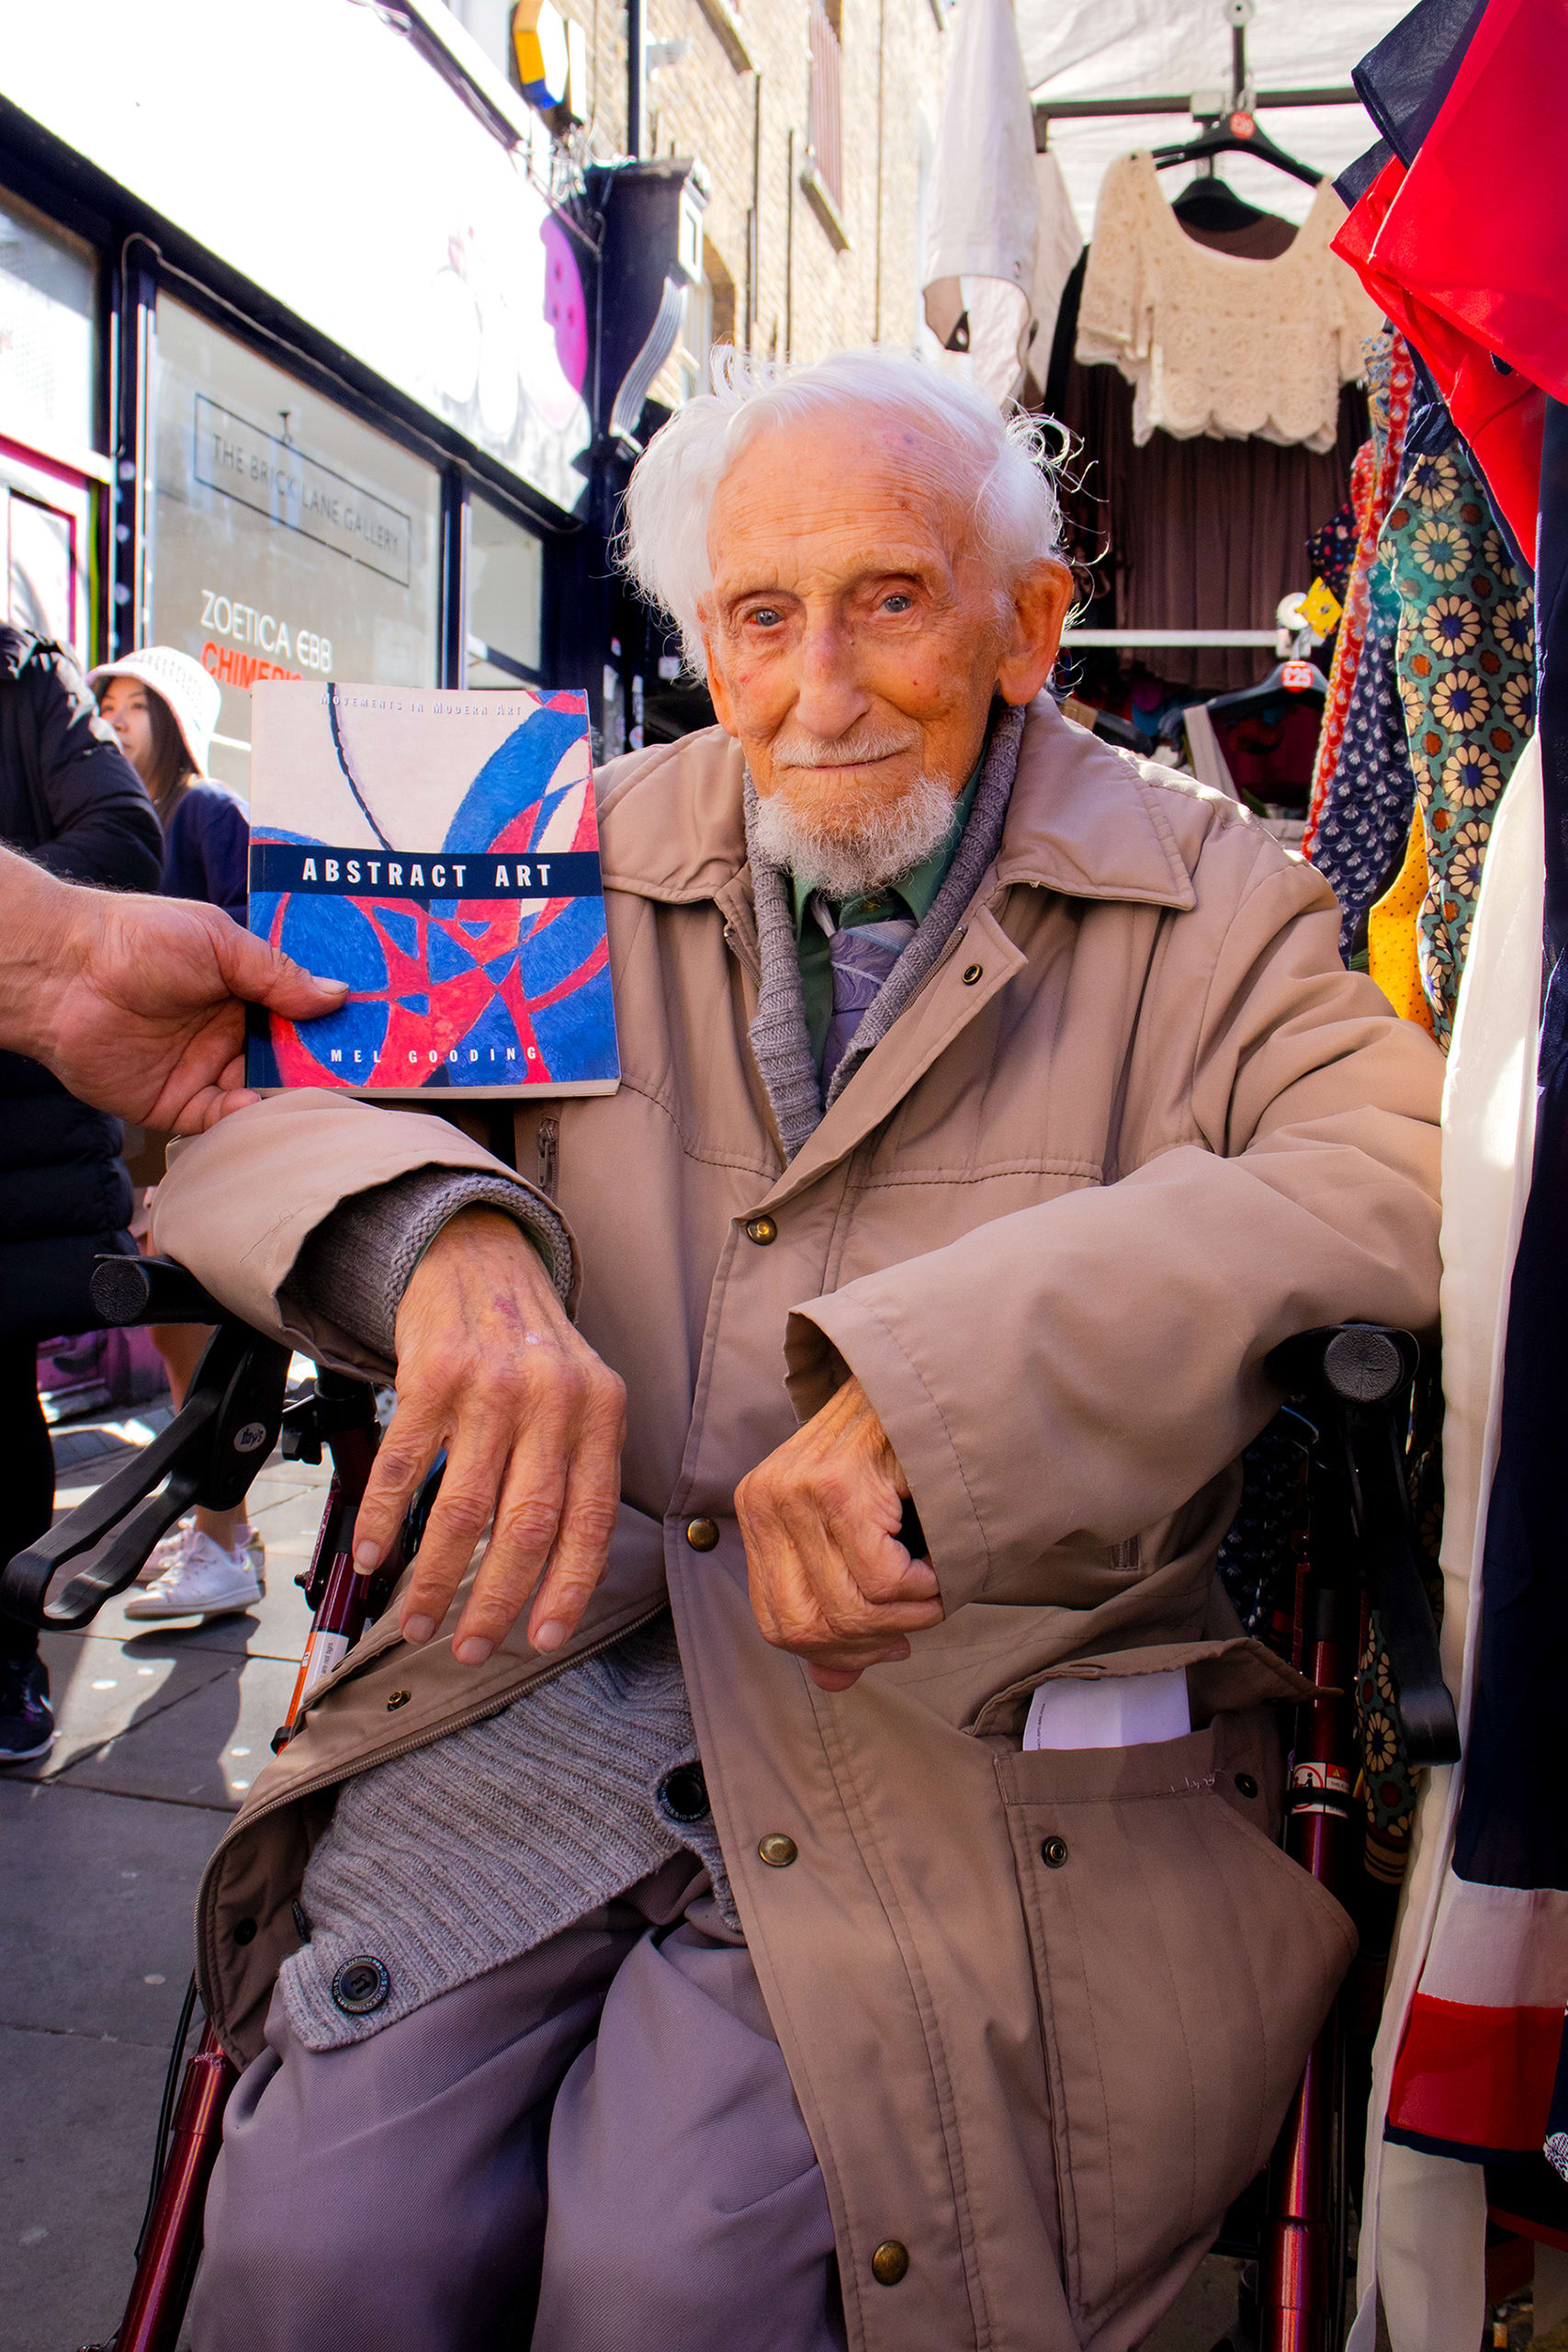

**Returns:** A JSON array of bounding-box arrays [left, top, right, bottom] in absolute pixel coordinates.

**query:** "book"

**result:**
[[245, 681, 618, 1097]]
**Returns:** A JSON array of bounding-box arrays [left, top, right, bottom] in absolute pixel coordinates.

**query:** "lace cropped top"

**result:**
[[1076, 151, 1384, 452]]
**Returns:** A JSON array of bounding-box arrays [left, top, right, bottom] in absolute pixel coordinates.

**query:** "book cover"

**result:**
[[246, 681, 618, 1096]]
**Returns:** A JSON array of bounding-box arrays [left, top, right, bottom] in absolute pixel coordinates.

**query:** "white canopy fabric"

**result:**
[[1018, 0, 1412, 235], [922, 0, 1412, 406]]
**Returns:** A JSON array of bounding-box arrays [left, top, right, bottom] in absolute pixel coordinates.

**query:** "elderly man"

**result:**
[[152, 350, 1442, 2352]]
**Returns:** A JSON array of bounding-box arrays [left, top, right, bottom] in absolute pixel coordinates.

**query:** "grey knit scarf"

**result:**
[[743, 703, 1024, 1160]]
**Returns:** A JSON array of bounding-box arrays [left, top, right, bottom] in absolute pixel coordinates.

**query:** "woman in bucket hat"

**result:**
[[90, 647, 265, 1622], [90, 648, 246, 916]]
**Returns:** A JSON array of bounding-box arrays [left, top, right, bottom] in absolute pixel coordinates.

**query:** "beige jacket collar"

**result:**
[[595, 695, 1198, 917]]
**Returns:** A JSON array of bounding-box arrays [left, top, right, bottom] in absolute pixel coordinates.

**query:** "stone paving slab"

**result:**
[[0, 2023, 184, 2352], [0, 1781, 222, 2041], [12, 1634, 235, 1785], [47, 1653, 302, 1811], [1, 1781, 210, 2343]]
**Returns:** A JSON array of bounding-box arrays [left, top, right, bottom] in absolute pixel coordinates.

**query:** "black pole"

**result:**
[[626, 0, 644, 158]]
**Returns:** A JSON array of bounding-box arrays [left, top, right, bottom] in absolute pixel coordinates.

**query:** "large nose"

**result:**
[[791, 609, 871, 745]]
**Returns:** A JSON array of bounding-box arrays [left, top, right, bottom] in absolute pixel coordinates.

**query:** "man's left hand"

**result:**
[[736, 1377, 945, 1690]]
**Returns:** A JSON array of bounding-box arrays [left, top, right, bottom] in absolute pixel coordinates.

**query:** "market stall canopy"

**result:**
[[924, 0, 1413, 403], [1021, 0, 1410, 235]]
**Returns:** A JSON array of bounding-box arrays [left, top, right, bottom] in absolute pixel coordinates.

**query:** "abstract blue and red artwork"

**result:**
[[246, 682, 618, 1095]]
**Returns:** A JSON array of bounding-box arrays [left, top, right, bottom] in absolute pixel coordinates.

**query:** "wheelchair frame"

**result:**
[[0, 1261, 1458, 2352]]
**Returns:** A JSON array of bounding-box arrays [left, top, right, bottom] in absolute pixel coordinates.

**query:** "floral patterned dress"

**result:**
[[1382, 442, 1537, 1046]]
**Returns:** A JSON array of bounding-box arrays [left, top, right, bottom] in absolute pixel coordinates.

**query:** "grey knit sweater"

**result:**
[[282, 713, 1022, 2047]]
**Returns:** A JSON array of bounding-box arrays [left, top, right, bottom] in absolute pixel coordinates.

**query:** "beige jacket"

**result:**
[[154, 698, 1444, 2352]]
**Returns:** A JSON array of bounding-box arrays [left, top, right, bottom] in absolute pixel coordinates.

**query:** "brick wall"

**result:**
[[558, 0, 952, 369]]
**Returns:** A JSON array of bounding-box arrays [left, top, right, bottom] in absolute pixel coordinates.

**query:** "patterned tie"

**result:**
[[813, 895, 916, 1094]]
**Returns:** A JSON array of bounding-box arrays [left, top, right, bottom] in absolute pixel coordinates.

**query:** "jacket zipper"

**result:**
[[536, 1114, 559, 1200], [221, 1600, 672, 1839]]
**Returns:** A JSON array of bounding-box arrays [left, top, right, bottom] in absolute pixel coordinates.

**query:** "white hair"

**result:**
[[619, 346, 1065, 674]]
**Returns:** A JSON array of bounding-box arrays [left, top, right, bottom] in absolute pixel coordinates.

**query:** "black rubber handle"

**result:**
[[1269, 1323, 1459, 1770], [91, 1253, 227, 1329]]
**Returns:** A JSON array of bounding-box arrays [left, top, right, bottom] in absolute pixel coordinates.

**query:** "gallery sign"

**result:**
[[194, 398, 412, 586]]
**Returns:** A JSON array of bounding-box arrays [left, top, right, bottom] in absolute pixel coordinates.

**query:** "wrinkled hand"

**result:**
[[352, 1207, 626, 1666], [736, 1377, 945, 1691], [16, 860, 348, 1132]]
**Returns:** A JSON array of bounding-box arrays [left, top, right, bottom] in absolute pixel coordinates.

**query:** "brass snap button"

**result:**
[[872, 2241, 909, 2286], [1235, 1771, 1259, 1799], [962, 962, 983, 985], [758, 1832, 798, 1868], [745, 1216, 777, 1246], [685, 1517, 720, 1552], [387, 1689, 411, 1712], [1040, 1836, 1068, 1869], [332, 1956, 390, 2017]]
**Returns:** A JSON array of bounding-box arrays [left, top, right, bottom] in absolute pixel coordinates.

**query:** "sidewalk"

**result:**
[[0, 1411, 327, 2352]]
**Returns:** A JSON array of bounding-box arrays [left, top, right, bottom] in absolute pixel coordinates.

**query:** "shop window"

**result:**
[[705, 241, 737, 352], [439, 0, 514, 76], [467, 491, 544, 682], [807, 0, 845, 216], [0, 188, 97, 462], [149, 296, 442, 796]]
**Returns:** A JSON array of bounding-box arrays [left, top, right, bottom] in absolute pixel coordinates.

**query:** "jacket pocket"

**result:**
[[996, 1708, 1355, 2341]]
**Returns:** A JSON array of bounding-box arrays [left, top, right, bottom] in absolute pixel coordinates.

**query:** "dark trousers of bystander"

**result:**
[[0, 1335, 54, 1674]]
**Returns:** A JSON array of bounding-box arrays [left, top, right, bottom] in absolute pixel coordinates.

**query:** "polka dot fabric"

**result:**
[[1297, 336, 1419, 903]]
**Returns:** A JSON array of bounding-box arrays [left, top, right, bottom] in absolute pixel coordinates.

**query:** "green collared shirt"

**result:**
[[790, 764, 982, 1069]]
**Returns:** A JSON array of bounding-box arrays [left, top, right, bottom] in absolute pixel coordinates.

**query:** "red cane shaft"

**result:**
[[1262, 1605, 1354, 2352], [111, 2027, 237, 2352]]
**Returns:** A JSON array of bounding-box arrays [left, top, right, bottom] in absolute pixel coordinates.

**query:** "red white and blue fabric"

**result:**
[[1380, 406, 1568, 2247]]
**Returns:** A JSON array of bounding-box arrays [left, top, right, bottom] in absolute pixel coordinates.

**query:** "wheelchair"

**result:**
[[0, 1258, 1459, 2352]]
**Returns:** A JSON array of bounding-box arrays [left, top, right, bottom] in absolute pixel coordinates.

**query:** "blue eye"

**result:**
[[748, 607, 782, 628], [882, 594, 913, 613]]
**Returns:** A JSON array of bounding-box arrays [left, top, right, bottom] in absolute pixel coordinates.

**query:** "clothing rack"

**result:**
[[1040, 2, 1365, 652], [1062, 629, 1277, 648], [1034, 88, 1354, 129], [1033, 3, 1354, 134]]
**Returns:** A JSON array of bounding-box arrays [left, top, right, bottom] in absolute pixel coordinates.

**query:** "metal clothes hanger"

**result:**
[[1152, 111, 1321, 193], [1148, 0, 1323, 195]]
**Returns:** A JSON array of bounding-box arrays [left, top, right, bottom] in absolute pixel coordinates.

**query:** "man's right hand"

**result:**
[[350, 1206, 627, 1668], [4, 848, 348, 1132]]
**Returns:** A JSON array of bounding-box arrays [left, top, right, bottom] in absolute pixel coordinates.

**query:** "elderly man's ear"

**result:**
[[996, 559, 1076, 708]]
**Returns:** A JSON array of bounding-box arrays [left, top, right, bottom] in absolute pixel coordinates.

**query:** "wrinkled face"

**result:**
[[698, 409, 1071, 854], [97, 678, 154, 781]]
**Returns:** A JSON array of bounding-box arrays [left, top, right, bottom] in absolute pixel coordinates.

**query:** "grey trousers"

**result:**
[[190, 1856, 844, 2352]]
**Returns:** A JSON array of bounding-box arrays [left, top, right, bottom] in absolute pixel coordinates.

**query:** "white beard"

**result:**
[[752, 768, 958, 900]]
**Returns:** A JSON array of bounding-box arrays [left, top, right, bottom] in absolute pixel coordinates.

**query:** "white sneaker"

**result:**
[[135, 1518, 265, 1592], [124, 1532, 264, 1621], [136, 1513, 195, 1584]]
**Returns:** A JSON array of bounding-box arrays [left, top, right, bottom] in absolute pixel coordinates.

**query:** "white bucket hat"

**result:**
[[88, 646, 221, 777]]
